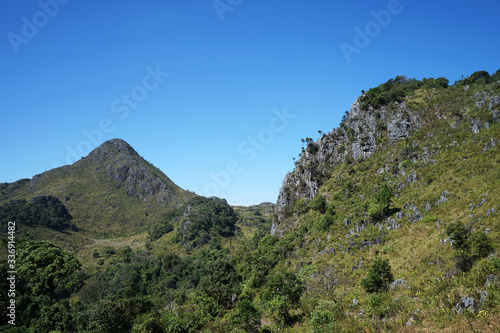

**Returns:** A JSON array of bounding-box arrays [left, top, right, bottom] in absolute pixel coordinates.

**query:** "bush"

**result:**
[[310, 300, 344, 333], [368, 185, 394, 222], [361, 258, 394, 293], [316, 214, 334, 231], [293, 198, 310, 215], [310, 195, 327, 213], [445, 221, 494, 272], [360, 76, 424, 110]]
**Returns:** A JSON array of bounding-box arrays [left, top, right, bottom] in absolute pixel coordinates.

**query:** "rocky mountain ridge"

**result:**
[[273, 77, 500, 236]]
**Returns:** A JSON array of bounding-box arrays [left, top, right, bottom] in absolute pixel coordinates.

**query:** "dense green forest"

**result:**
[[1, 69, 500, 332], [0, 196, 76, 231]]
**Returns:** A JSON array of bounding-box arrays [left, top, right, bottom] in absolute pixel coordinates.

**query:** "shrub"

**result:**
[[361, 258, 394, 293], [360, 76, 424, 110], [310, 300, 344, 333], [368, 185, 394, 222], [445, 221, 494, 272], [316, 214, 334, 231], [293, 198, 310, 215], [310, 195, 327, 213]]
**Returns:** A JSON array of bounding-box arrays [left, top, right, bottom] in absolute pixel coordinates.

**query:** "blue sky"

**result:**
[[1, 0, 499, 205]]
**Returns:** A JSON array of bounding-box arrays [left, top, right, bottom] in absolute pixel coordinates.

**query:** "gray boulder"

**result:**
[[391, 279, 408, 291], [456, 296, 474, 313]]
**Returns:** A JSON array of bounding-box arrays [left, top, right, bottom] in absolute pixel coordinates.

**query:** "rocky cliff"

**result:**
[[272, 78, 500, 236]]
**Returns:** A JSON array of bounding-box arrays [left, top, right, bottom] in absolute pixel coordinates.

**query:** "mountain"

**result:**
[[273, 74, 500, 236], [1, 71, 499, 332], [0, 138, 194, 247], [264, 73, 500, 330]]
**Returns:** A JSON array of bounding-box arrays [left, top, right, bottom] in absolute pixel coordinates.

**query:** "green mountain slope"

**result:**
[[268, 72, 500, 331], [0, 138, 194, 247]]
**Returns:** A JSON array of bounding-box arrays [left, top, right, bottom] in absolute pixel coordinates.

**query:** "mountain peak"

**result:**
[[73, 138, 186, 202], [86, 138, 139, 162]]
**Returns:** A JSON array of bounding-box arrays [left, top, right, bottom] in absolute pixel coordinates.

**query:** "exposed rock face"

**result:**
[[87, 138, 139, 162], [474, 91, 490, 108], [489, 94, 500, 110], [272, 97, 421, 236], [82, 139, 179, 202]]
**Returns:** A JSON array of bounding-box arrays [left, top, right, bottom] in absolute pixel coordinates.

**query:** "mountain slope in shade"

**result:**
[[0, 138, 194, 240]]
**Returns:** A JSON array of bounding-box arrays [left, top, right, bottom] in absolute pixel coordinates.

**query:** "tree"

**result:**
[[361, 258, 394, 293], [341, 111, 349, 123], [261, 271, 304, 329], [422, 77, 449, 89], [17, 240, 81, 300], [360, 76, 424, 111], [228, 300, 261, 332], [5, 241, 82, 330], [130, 312, 165, 333], [84, 297, 153, 333], [494, 68, 500, 81], [198, 259, 241, 308], [121, 246, 133, 263], [446, 221, 470, 250], [463, 70, 491, 85]]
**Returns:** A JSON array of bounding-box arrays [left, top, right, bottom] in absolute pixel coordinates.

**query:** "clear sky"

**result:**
[[1, 0, 499, 205]]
